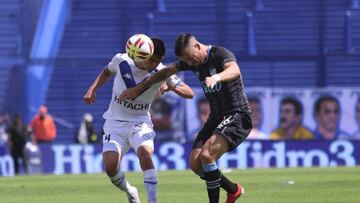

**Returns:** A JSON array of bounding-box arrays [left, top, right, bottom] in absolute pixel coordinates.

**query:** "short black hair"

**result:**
[[281, 97, 303, 115], [151, 37, 166, 59], [174, 33, 194, 57], [314, 95, 339, 114]]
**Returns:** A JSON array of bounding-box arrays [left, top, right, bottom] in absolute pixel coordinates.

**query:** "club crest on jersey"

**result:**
[[123, 73, 132, 79]]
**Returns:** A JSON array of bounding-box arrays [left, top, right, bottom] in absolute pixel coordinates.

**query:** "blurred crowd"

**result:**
[[0, 105, 99, 175], [1, 95, 359, 175]]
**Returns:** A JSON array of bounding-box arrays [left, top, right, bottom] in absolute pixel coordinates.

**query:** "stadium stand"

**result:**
[[0, 0, 21, 114], [10, 0, 356, 142]]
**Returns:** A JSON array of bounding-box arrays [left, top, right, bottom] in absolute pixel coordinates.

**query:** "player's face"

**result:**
[[249, 101, 261, 128], [280, 103, 299, 129], [180, 45, 203, 67], [356, 101, 360, 125], [317, 101, 339, 131], [135, 56, 161, 71], [198, 102, 210, 124]]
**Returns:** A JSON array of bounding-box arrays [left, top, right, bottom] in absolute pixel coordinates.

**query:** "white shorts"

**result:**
[[102, 119, 156, 155]]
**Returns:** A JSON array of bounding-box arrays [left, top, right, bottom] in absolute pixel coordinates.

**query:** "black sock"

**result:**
[[202, 164, 221, 203], [220, 174, 237, 194]]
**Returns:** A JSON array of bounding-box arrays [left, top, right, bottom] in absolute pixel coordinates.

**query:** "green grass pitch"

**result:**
[[1, 167, 359, 203]]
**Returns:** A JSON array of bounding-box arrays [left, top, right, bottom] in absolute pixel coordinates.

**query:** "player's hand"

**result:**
[[84, 88, 96, 104], [119, 87, 141, 100], [204, 76, 218, 88], [160, 82, 172, 95]]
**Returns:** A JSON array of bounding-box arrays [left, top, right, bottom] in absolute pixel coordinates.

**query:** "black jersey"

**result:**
[[176, 45, 251, 116]]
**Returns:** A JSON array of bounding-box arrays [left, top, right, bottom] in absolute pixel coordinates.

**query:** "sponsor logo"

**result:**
[[114, 95, 149, 111], [135, 122, 144, 128], [201, 81, 222, 93], [123, 73, 132, 79]]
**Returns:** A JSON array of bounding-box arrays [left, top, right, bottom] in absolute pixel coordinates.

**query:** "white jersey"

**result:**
[[103, 53, 182, 122]]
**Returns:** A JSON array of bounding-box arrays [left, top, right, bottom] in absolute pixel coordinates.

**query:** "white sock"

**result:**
[[143, 168, 158, 203], [109, 170, 131, 192]]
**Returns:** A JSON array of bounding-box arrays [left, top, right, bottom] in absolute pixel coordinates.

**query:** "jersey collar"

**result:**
[[203, 45, 212, 64]]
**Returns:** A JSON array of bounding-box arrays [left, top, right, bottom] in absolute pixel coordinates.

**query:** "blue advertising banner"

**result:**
[[1, 140, 359, 176]]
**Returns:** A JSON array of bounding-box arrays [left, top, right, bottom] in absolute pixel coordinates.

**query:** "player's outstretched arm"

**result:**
[[204, 61, 240, 88], [84, 68, 113, 104], [119, 63, 178, 100], [161, 82, 194, 99], [172, 83, 194, 99]]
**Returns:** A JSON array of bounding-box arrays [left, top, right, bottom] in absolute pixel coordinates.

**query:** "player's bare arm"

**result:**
[[204, 61, 240, 88], [162, 82, 194, 99], [84, 68, 113, 104], [119, 63, 178, 100]]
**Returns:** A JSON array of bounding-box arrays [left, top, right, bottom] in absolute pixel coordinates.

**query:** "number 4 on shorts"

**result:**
[[104, 134, 111, 142]]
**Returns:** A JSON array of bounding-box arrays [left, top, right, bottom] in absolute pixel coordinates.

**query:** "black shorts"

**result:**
[[193, 111, 252, 152]]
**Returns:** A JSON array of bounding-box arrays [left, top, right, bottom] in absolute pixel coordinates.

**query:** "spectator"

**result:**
[[313, 95, 351, 140], [76, 113, 98, 144], [150, 97, 173, 142], [0, 114, 11, 144], [6, 114, 29, 174], [354, 98, 360, 139], [270, 97, 314, 140], [30, 105, 57, 143], [247, 97, 268, 139], [189, 97, 210, 142]]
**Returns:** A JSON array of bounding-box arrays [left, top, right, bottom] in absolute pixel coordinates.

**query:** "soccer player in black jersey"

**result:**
[[120, 33, 252, 203]]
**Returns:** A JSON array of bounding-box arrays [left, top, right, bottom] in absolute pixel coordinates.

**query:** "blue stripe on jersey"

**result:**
[[119, 61, 136, 89]]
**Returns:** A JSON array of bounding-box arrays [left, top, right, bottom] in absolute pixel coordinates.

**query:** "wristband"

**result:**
[[211, 74, 221, 83]]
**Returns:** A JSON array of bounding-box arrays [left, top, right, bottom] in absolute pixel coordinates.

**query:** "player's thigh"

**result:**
[[137, 145, 154, 162], [129, 121, 156, 155], [192, 116, 220, 149], [102, 120, 131, 176], [103, 151, 121, 176], [215, 112, 252, 152], [201, 133, 230, 162]]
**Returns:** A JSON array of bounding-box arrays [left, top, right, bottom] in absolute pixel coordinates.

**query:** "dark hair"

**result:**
[[314, 95, 339, 114], [281, 97, 303, 115], [151, 37, 166, 59], [174, 33, 194, 57]]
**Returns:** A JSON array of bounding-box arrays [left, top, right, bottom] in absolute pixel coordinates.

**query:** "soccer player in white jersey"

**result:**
[[84, 37, 194, 203]]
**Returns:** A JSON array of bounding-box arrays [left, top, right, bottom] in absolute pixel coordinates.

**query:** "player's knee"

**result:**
[[199, 149, 215, 164], [190, 161, 202, 175], [104, 162, 118, 177], [137, 146, 154, 165], [103, 152, 120, 177]]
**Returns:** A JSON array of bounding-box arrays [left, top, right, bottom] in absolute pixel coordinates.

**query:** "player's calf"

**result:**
[[137, 146, 158, 203], [103, 151, 139, 200]]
